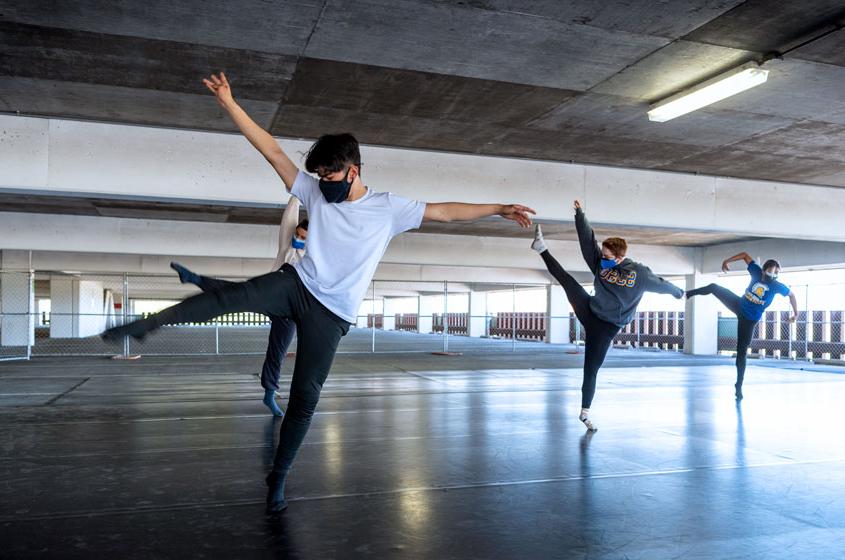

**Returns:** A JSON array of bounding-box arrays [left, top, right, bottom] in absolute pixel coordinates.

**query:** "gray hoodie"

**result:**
[[576, 208, 683, 327]]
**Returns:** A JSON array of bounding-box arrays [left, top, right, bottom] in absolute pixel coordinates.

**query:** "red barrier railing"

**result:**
[[395, 313, 418, 332], [367, 314, 383, 329], [489, 312, 546, 341], [432, 313, 468, 335]]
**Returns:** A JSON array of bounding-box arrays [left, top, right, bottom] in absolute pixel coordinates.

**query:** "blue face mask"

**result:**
[[319, 170, 353, 203], [600, 258, 617, 270], [291, 236, 306, 250]]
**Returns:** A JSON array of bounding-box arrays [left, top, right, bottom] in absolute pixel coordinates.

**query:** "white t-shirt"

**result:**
[[291, 171, 426, 323]]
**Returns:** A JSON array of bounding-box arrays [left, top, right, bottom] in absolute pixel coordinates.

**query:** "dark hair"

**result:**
[[297, 218, 309, 231], [762, 259, 781, 271], [304, 133, 361, 174], [602, 237, 628, 258]]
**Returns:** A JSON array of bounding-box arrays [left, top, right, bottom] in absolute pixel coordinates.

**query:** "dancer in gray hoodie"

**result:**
[[532, 200, 684, 431]]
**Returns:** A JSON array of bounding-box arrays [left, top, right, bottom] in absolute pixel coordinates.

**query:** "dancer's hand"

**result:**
[[787, 314, 797, 323], [203, 72, 234, 108], [721, 259, 731, 273], [499, 204, 536, 228], [574, 200, 582, 211]]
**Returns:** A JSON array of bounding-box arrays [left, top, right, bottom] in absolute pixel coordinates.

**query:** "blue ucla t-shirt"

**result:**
[[740, 261, 790, 321]]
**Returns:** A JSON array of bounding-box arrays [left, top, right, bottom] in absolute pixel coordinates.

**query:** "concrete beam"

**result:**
[[3, 249, 560, 286], [0, 212, 695, 276], [701, 239, 845, 274], [3, 115, 844, 241]]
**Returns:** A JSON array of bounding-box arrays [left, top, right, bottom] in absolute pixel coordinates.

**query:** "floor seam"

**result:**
[[43, 377, 90, 406]]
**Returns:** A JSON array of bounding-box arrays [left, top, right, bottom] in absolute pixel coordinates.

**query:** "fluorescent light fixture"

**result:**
[[647, 62, 769, 122]]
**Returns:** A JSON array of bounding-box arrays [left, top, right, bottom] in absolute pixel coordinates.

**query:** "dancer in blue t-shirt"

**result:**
[[687, 252, 798, 399]]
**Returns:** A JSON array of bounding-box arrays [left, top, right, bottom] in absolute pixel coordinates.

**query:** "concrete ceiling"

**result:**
[[0, 190, 756, 247], [1, 1, 845, 189]]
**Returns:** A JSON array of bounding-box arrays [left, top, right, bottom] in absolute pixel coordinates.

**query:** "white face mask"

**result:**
[[764, 270, 778, 280]]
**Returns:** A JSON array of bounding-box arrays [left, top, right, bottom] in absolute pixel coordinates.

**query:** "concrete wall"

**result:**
[[0, 214, 696, 276], [3, 114, 845, 242]]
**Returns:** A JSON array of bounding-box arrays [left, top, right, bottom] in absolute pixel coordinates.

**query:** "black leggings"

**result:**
[[143, 265, 350, 473], [194, 275, 296, 392], [541, 251, 620, 409], [687, 283, 757, 388]]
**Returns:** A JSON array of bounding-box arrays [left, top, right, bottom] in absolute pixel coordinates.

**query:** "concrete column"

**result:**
[[468, 289, 488, 338], [1, 271, 35, 346], [418, 295, 438, 334], [50, 277, 105, 338], [684, 273, 719, 355], [383, 298, 397, 331], [546, 284, 570, 344]]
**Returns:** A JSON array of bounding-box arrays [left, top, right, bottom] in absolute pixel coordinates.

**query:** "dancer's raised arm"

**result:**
[[203, 72, 298, 190], [573, 200, 601, 274], [721, 251, 753, 273]]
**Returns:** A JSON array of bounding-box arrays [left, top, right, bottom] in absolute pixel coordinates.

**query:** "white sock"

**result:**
[[579, 408, 597, 431], [531, 224, 547, 253]]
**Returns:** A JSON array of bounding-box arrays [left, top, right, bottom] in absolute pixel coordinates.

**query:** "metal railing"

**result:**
[[20, 269, 845, 360], [0, 270, 697, 358]]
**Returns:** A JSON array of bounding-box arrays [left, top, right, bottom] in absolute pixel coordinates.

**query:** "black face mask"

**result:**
[[319, 170, 353, 203]]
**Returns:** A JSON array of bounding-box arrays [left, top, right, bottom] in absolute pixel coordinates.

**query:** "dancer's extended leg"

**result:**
[[170, 261, 236, 293], [102, 270, 299, 341], [537, 248, 591, 324], [686, 283, 742, 316], [687, 283, 756, 398], [170, 262, 291, 414], [533, 232, 613, 431]]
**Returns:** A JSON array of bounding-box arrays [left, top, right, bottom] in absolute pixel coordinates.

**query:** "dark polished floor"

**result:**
[[1, 352, 844, 559]]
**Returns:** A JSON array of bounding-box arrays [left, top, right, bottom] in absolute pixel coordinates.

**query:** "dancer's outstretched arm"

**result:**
[[573, 200, 601, 275], [203, 72, 298, 190], [721, 251, 753, 273], [642, 267, 684, 298], [423, 203, 535, 226]]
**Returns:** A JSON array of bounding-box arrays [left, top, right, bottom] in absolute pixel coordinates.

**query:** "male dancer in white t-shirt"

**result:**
[[169, 197, 308, 416], [102, 72, 535, 514]]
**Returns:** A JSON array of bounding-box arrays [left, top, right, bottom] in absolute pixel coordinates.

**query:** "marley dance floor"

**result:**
[[1, 351, 844, 559]]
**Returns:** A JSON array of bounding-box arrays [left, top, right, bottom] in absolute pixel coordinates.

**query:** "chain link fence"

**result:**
[[6, 269, 841, 361], [716, 282, 845, 363], [0, 271, 34, 361]]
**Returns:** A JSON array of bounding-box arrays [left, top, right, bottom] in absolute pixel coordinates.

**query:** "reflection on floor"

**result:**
[[1, 353, 844, 559]]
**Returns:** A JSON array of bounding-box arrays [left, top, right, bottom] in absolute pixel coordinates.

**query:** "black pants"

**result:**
[[148, 265, 350, 473], [541, 251, 621, 409], [687, 283, 757, 388], [194, 275, 296, 393]]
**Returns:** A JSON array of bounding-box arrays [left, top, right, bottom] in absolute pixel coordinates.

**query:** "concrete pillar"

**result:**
[[1, 271, 35, 346], [383, 298, 397, 331], [468, 289, 488, 338], [418, 295, 438, 334], [50, 277, 106, 338], [546, 284, 569, 344], [684, 273, 719, 355]]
